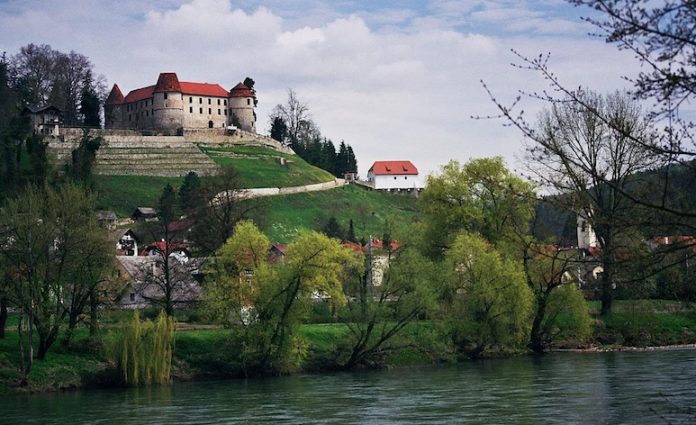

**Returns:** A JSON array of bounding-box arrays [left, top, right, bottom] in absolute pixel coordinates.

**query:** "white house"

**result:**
[[366, 161, 423, 191]]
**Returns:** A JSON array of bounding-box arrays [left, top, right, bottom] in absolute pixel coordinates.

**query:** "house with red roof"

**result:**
[[105, 72, 257, 133], [366, 160, 423, 191]]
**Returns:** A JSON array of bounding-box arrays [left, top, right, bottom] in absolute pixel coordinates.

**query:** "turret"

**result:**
[[228, 82, 256, 133], [152, 73, 184, 131], [105, 84, 125, 128]]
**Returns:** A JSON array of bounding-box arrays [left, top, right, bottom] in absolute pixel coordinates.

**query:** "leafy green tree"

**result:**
[[338, 247, 434, 369], [269, 116, 287, 143], [67, 130, 101, 185], [0, 184, 110, 366], [419, 157, 535, 258], [444, 232, 533, 358], [158, 183, 177, 224], [205, 222, 361, 375]]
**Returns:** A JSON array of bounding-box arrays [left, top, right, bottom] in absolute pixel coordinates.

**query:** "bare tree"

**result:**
[[269, 89, 319, 147]]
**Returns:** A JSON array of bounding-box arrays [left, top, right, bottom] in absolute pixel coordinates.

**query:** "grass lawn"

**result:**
[[201, 145, 335, 188], [259, 184, 419, 242], [95, 175, 184, 217]]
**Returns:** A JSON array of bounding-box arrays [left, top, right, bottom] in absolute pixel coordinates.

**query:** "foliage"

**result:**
[[111, 311, 174, 386], [179, 171, 201, 213], [443, 232, 533, 358], [419, 157, 535, 258], [337, 246, 436, 369], [66, 131, 101, 185], [0, 183, 110, 371], [322, 216, 344, 240], [205, 223, 361, 375]]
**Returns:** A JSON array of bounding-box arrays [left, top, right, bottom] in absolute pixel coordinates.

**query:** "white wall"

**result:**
[[368, 172, 423, 190]]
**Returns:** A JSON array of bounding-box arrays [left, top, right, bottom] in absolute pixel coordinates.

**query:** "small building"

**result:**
[[23, 105, 62, 136], [114, 228, 140, 256], [131, 207, 158, 222], [96, 210, 118, 230], [366, 161, 423, 191]]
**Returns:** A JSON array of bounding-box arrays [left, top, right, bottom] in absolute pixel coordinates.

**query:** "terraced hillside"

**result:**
[[49, 136, 219, 177]]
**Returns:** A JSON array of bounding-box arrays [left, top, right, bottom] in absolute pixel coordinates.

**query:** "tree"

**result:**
[[346, 219, 357, 243], [269, 116, 287, 143], [444, 232, 533, 358], [323, 216, 344, 240], [205, 222, 361, 375], [523, 243, 591, 353], [0, 184, 110, 365], [418, 157, 535, 258], [338, 246, 435, 369], [529, 91, 655, 314], [67, 130, 101, 184], [189, 167, 261, 256], [80, 71, 100, 127], [179, 171, 201, 213], [269, 89, 316, 147]]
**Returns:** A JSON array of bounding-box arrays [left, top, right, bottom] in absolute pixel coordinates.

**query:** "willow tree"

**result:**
[[115, 311, 174, 386], [206, 222, 362, 375]]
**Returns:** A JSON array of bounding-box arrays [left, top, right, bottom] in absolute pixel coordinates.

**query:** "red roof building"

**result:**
[[366, 161, 423, 191]]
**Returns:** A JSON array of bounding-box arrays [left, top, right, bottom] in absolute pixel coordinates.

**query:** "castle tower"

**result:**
[[152, 72, 184, 132], [577, 210, 598, 249], [105, 84, 125, 129], [228, 82, 257, 133]]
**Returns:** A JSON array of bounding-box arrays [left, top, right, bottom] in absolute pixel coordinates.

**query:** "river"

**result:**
[[4, 349, 696, 424]]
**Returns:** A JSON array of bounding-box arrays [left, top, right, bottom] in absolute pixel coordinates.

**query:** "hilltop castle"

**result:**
[[105, 72, 257, 133]]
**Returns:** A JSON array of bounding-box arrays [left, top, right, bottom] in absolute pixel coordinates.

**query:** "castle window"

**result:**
[[247, 99, 251, 105], [217, 99, 221, 105], [199, 98, 202, 104], [189, 107, 193, 113], [218, 109, 221, 115], [189, 97, 193, 103], [208, 108, 211, 114], [224, 100, 227, 106], [224, 109, 227, 115], [199, 107, 203, 114], [164, 93, 168, 100], [128, 114, 131, 121], [208, 98, 211, 105]]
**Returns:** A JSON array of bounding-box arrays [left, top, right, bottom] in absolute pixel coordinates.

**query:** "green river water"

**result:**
[[3, 349, 695, 424]]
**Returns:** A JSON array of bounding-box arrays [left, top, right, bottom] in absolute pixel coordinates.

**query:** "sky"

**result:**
[[0, 0, 640, 177]]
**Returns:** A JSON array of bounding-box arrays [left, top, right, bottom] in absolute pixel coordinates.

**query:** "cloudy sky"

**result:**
[[0, 0, 639, 176]]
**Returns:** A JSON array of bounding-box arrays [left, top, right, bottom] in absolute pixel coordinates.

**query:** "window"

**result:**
[[199, 107, 203, 114], [199, 98, 202, 104], [247, 99, 251, 105], [128, 114, 131, 121], [217, 99, 221, 105], [130, 293, 135, 302], [189, 107, 193, 113], [189, 97, 193, 103], [146, 110, 148, 116], [224, 109, 227, 115], [218, 109, 221, 115], [208, 108, 211, 114], [208, 98, 211, 104], [224, 99, 227, 106], [404, 176, 407, 179], [164, 93, 168, 99]]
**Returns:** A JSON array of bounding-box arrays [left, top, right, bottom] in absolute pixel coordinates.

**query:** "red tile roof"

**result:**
[[229, 82, 254, 97], [123, 85, 155, 103], [180, 82, 228, 97], [106, 84, 124, 105], [154, 72, 181, 93], [368, 161, 418, 176]]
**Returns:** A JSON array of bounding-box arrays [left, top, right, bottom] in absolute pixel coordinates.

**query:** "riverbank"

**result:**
[[2, 306, 696, 395]]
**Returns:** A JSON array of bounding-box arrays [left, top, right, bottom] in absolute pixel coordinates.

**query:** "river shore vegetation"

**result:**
[[3, 0, 696, 395]]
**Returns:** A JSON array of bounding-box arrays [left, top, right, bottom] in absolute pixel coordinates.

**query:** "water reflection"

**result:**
[[5, 350, 696, 424]]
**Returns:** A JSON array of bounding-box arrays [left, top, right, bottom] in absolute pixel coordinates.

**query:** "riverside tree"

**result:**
[[444, 232, 533, 358], [205, 222, 361, 375], [418, 157, 535, 258], [0, 184, 110, 368]]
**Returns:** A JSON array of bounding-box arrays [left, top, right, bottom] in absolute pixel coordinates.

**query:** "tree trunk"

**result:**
[[600, 253, 614, 316], [89, 289, 98, 337], [529, 295, 547, 354], [62, 314, 78, 346], [0, 296, 7, 339]]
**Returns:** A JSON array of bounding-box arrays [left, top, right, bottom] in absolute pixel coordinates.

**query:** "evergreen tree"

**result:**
[[80, 71, 100, 127], [321, 138, 337, 176], [347, 145, 357, 174], [270, 116, 287, 143], [337, 141, 349, 175], [179, 171, 201, 212], [347, 219, 357, 243], [323, 216, 345, 240], [158, 183, 177, 224]]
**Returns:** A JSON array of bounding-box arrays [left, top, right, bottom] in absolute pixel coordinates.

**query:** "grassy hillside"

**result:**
[[200, 145, 335, 188], [259, 184, 419, 242], [95, 145, 336, 216]]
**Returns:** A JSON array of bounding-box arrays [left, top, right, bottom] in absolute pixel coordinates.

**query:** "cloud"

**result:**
[[0, 0, 640, 177]]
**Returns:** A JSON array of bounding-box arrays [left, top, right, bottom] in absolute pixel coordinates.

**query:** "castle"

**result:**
[[104, 73, 257, 133]]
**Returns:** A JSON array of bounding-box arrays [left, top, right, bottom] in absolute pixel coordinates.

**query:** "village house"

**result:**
[[366, 160, 423, 192], [114, 228, 140, 256], [105, 72, 257, 133], [23, 105, 61, 136], [131, 207, 158, 222]]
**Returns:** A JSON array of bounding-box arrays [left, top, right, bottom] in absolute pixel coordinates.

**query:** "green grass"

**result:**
[[260, 184, 419, 242], [95, 175, 184, 217], [201, 145, 335, 188]]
